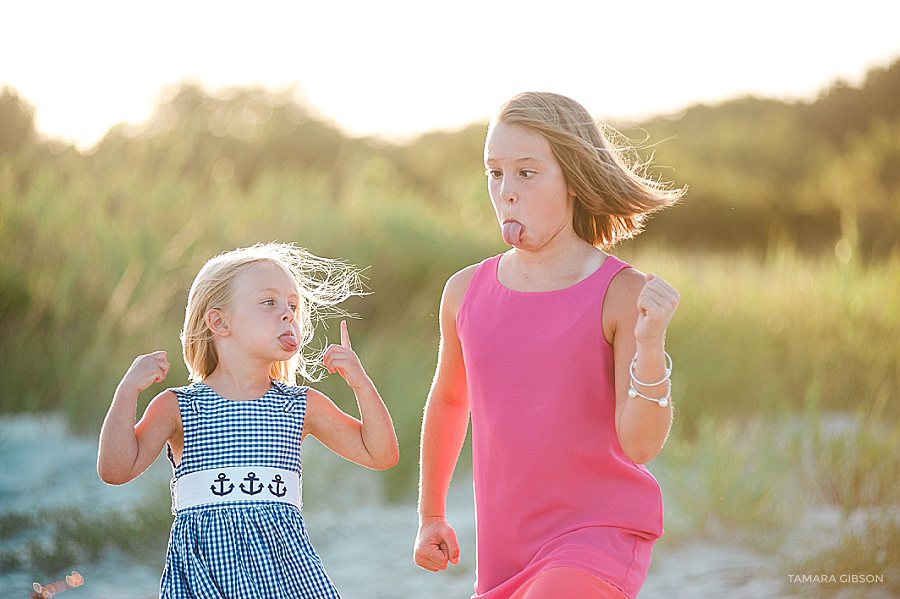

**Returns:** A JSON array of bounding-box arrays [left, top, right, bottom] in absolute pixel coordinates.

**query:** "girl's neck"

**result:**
[[513, 233, 595, 267], [500, 233, 606, 292], [508, 230, 598, 274], [203, 355, 274, 401]]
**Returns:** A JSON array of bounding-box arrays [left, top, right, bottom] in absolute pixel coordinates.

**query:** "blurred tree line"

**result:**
[[627, 60, 900, 260], [3, 60, 898, 258]]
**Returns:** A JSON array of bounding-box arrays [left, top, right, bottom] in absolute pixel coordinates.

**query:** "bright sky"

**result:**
[[3, 0, 899, 150]]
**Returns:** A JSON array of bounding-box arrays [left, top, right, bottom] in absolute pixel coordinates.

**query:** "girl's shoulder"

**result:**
[[598, 260, 645, 345], [603, 261, 648, 326], [139, 388, 182, 438], [443, 261, 486, 316], [445, 253, 505, 297], [607, 261, 646, 301], [446, 262, 480, 293]]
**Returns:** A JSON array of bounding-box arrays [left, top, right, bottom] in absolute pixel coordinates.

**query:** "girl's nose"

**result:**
[[282, 307, 294, 322], [500, 177, 517, 204]]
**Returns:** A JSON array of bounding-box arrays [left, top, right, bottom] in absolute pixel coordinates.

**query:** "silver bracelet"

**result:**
[[629, 351, 673, 387], [629, 379, 671, 407]]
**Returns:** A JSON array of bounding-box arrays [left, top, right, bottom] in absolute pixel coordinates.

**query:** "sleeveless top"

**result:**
[[160, 381, 340, 599], [457, 254, 664, 599]]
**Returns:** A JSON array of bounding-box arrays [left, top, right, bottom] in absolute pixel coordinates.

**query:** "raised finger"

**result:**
[[340, 320, 351, 349]]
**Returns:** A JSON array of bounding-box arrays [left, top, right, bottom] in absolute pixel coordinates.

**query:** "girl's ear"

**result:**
[[206, 308, 230, 337]]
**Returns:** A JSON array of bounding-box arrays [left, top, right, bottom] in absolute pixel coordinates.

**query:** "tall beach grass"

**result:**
[[2, 151, 898, 494]]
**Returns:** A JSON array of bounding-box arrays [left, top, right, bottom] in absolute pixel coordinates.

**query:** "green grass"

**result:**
[[789, 512, 900, 597], [2, 150, 899, 501], [0, 488, 172, 578], [794, 412, 900, 516], [619, 242, 900, 427], [653, 416, 800, 549]]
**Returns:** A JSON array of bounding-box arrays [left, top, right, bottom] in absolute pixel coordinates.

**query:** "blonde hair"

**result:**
[[181, 243, 364, 384], [491, 92, 686, 247]]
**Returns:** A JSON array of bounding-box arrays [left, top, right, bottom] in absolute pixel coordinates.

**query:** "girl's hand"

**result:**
[[634, 274, 680, 345], [323, 321, 369, 391], [414, 516, 460, 572], [120, 351, 170, 394]]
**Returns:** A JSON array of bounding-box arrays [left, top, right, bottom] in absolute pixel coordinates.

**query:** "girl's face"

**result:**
[[217, 261, 302, 361], [484, 122, 576, 250]]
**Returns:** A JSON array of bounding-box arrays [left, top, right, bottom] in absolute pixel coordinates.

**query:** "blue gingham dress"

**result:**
[[160, 381, 340, 599]]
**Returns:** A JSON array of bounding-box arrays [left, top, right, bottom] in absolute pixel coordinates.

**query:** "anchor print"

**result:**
[[210, 473, 234, 496], [240, 472, 263, 495], [268, 475, 287, 497]]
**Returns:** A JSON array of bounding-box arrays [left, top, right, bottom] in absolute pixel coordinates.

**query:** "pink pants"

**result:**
[[510, 567, 629, 599]]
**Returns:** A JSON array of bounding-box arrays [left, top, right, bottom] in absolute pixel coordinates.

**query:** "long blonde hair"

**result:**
[[491, 92, 686, 247], [181, 243, 364, 384]]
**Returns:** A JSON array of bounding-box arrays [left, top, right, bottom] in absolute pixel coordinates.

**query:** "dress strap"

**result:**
[[596, 254, 631, 291], [270, 381, 309, 397], [168, 383, 201, 398]]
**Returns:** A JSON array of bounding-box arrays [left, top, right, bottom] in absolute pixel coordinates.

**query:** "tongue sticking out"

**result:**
[[502, 221, 524, 246], [279, 334, 299, 352]]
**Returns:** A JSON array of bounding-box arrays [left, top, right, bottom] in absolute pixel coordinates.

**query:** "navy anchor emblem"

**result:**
[[240, 472, 263, 495], [211, 473, 234, 496], [268, 475, 287, 497]]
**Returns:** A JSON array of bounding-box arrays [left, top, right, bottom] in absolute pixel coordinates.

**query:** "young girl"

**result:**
[[414, 92, 686, 599], [98, 243, 399, 598]]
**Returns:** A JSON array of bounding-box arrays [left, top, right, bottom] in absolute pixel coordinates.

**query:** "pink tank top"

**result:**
[[457, 253, 663, 599]]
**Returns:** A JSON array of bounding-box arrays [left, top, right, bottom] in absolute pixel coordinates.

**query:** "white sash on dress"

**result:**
[[173, 466, 301, 511]]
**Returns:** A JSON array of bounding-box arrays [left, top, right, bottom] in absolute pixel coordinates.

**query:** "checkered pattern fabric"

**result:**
[[160, 382, 341, 599]]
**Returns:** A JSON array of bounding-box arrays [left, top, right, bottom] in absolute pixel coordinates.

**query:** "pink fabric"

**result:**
[[457, 254, 663, 599], [510, 567, 629, 599]]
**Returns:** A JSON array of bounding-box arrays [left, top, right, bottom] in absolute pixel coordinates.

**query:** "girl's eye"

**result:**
[[485, 168, 501, 179], [262, 299, 275, 306], [520, 170, 536, 178], [289, 304, 299, 312]]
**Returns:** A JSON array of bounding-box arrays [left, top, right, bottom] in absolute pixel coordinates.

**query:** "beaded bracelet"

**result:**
[[628, 380, 671, 407], [628, 351, 673, 407]]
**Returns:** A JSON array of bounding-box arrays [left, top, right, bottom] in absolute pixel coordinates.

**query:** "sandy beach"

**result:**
[[0, 415, 891, 598]]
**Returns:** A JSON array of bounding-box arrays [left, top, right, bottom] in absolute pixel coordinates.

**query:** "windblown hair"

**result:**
[[181, 243, 364, 385], [491, 92, 686, 247]]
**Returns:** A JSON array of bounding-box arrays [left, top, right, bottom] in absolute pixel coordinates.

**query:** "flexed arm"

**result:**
[[608, 271, 679, 464], [97, 351, 180, 484], [306, 321, 400, 470]]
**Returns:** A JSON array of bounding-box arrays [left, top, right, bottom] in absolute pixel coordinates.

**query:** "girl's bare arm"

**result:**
[[305, 321, 399, 470], [414, 267, 474, 572], [606, 271, 678, 464], [97, 352, 180, 484]]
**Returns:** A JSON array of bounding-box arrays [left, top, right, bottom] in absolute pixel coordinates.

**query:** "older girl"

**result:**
[[414, 92, 685, 599]]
